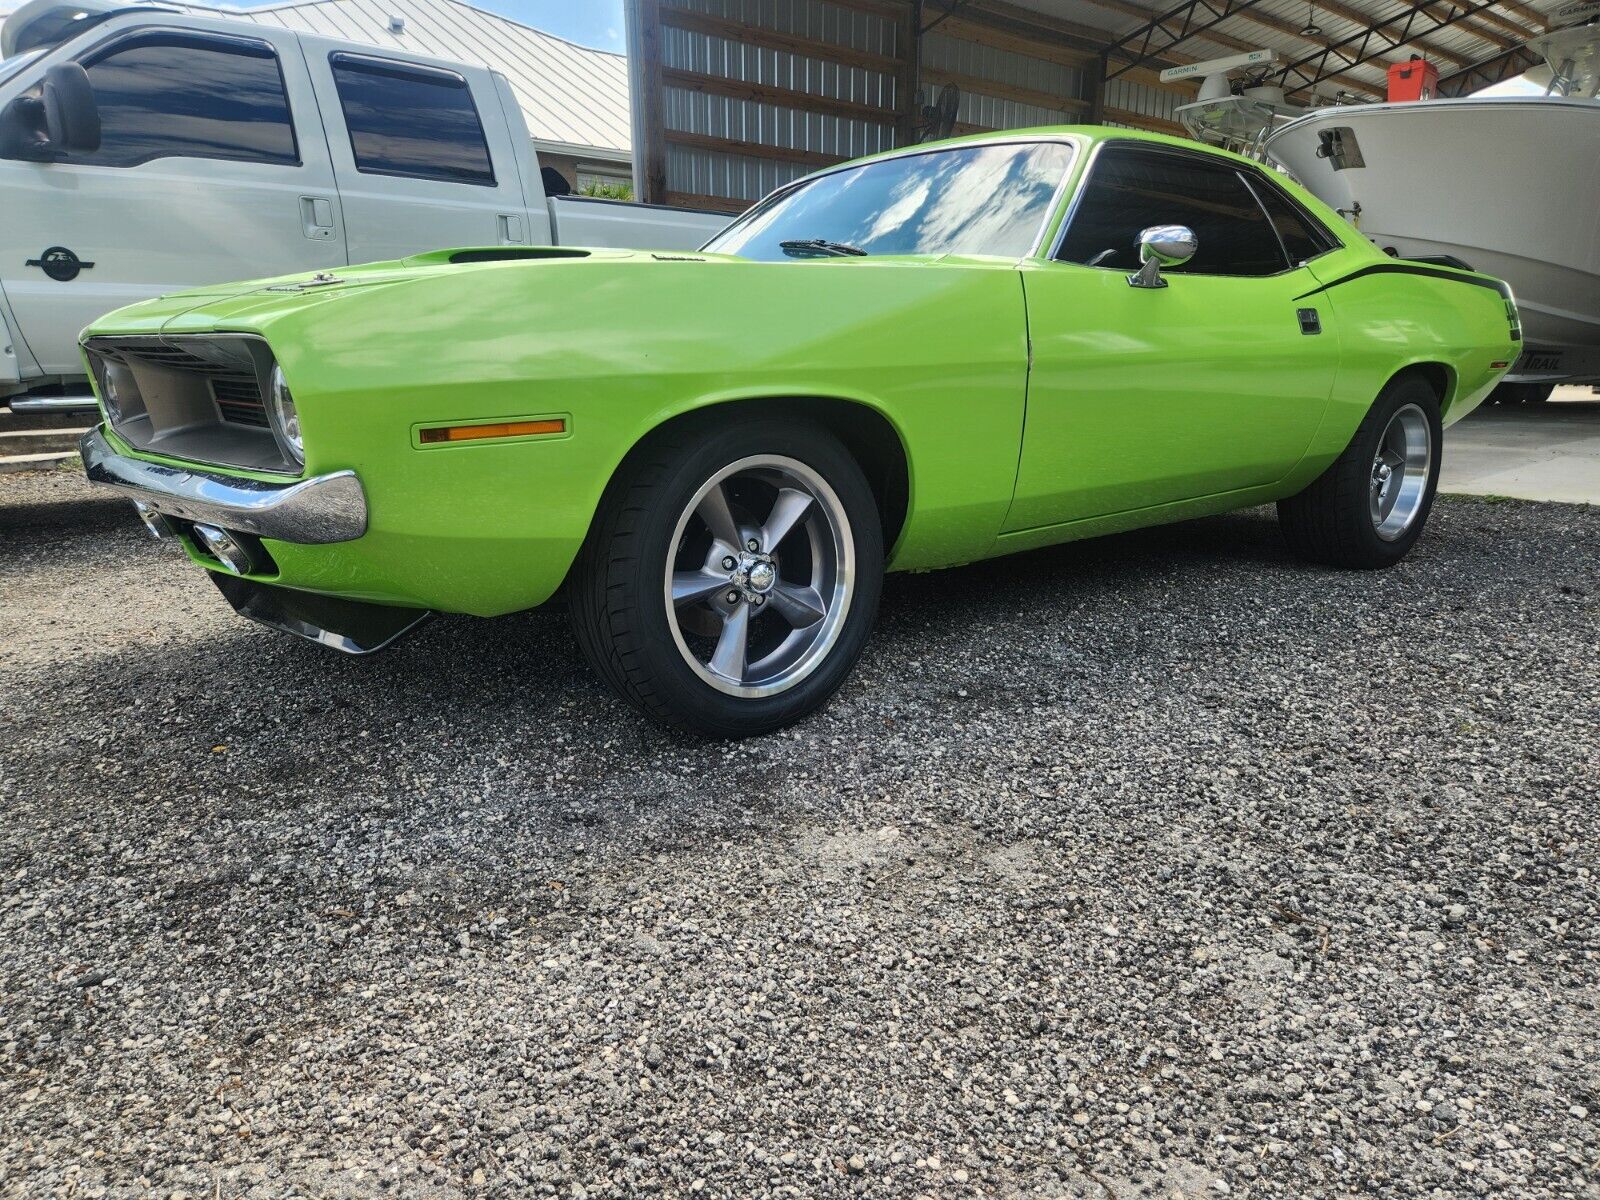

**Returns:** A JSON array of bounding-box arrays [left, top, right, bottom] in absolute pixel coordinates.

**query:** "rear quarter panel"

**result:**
[[1288, 253, 1519, 482]]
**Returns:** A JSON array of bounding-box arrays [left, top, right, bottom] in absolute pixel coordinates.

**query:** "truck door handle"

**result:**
[[498, 214, 526, 245], [300, 196, 336, 241]]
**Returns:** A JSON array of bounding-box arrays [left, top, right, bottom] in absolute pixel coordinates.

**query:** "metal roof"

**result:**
[[198, 0, 631, 160], [999, 0, 1565, 99]]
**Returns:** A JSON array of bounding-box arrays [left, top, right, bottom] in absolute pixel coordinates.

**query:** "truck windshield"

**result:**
[[0, 50, 45, 86], [704, 140, 1074, 262]]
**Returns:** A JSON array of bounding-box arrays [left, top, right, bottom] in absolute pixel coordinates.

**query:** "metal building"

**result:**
[[623, 0, 1561, 211]]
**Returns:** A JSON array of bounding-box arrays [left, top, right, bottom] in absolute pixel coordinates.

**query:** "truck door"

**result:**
[[0, 21, 346, 378], [299, 40, 532, 263]]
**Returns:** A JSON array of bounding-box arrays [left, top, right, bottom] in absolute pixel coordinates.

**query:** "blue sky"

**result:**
[[231, 0, 627, 51]]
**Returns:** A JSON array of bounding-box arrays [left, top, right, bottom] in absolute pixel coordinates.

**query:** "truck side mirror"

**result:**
[[0, 62, 100, 161]]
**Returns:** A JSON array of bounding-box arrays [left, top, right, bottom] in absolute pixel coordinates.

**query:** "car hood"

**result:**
[[85, 246, 746, 337]]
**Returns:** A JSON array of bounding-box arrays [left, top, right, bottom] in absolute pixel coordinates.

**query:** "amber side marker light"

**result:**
[[419, 418, 566, 444], [1490, 361, 1511, 369]]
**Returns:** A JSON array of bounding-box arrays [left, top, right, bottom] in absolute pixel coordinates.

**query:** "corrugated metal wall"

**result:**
[[921, 29, 1086, 131], [1102, 76, 1184, 126], [659, 0, 903, 206], [627, 0, 1196, 209]]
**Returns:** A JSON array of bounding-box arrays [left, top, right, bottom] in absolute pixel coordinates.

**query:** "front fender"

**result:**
[[238, 256, 1029, 615]]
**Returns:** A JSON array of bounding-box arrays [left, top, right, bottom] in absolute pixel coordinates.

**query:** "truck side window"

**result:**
[[74, 32, 298, 168], [1057, 145, 1289, 277], [328, 54, 495, 187]]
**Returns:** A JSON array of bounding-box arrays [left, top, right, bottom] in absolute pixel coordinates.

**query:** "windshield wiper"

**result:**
[[779, 238, 868, 258]]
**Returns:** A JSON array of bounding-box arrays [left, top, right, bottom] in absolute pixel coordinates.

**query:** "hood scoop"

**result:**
[[445, 247, 591, 264]]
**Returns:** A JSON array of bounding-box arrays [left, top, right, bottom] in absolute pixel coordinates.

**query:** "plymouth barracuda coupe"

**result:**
[[79, 127, 1520, 736]]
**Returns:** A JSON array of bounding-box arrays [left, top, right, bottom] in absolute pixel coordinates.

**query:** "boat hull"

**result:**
[[1266, 98, 1600, 381]]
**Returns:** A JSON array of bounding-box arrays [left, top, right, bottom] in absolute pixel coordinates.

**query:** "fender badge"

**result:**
[[26, 246, 94, 282]]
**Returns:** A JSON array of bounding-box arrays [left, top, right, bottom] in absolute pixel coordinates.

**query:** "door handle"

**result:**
[[498, 214, 526, 245], [300, 196, 336, 241]]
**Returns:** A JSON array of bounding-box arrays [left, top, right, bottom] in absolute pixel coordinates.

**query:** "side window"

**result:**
[[1244, 173, 1339, 265], [329, 54, 495, 187], [74, 33, 298, 168], [1057, 146, 1288, 277]]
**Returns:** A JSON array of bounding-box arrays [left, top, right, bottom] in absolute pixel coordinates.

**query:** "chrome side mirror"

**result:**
[[1128, 224, 1197, 289]]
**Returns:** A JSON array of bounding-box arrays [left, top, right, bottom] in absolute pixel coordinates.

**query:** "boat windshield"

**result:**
[[704, 140, 1075, 262], [0, 49, 45, 87]]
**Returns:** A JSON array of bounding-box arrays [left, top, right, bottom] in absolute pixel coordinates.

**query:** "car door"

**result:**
[[1006, 143, 1343, 533], [299, 40, 532, 263], [0, 22, 346, 378]]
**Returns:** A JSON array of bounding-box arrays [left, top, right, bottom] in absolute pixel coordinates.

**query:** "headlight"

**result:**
[[266, 364, 303, 465], [93, 359, 141, 426]]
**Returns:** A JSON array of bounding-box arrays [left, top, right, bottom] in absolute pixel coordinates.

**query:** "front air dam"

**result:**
[[211, 573, 433, 655]]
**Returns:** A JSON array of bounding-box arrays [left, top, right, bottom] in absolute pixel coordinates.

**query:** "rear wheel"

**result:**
[[1278, 375, 1442, 569], [570, 417, 883, 737]]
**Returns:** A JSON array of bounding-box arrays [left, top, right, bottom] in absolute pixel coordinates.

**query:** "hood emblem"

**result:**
[[266, 272, 345, 292]]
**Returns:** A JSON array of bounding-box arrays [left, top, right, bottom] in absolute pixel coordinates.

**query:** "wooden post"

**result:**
[[1088, 51, 1107, 124], [635, 0, 669, 205], [894, 0, 922, 148]]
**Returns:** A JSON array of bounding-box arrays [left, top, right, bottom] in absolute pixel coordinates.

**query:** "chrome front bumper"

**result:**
[[79, 427, 368, 544]]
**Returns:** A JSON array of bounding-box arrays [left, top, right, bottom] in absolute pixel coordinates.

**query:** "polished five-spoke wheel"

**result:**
[[570, 417, 883, 737], [665, 455, 854, 698], [1368, 402, 1432, 542]]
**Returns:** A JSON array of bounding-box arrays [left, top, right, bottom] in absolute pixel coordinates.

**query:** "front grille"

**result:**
[[83, 334, 298, 475], [212, 376, 270, 428]]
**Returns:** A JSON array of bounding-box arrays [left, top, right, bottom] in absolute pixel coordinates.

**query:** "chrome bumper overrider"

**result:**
[[79, 428, 367, 544]]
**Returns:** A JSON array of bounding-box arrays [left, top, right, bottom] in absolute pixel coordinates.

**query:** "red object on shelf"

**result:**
[[1388, 57, 1439, 102]]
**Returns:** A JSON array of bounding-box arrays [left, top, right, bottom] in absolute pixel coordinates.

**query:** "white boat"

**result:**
[[1264, 7, 1600, 394]]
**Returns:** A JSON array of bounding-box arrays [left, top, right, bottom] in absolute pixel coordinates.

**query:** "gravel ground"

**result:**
[[1, 468, 1596, 1200]]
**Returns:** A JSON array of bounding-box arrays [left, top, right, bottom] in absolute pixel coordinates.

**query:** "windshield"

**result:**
[[0, 50, 45, 86], [705, 140, 1075, 262]]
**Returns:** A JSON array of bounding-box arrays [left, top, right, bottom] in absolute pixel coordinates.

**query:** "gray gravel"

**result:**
[[2, 467, 1597, 1200]]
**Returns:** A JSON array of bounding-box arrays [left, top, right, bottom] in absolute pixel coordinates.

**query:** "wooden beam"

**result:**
[[919, 65, 1090, 114], [658, 7, 900, 75], [1103, 105, 1187, 136], [661, 67, 897, 125], [663, 190, 751, 215], [933, 13, 1098, 67], [894, 0, 922, 147], [1408, 0, 1528, 49], [1492, 0, 1546, 29], [818, 0, 911, 21], [1088, 53, 1107, 123], [664, 129, 847, 169], [635, 0, 668, 205], [1044, 0, 1391, 95]]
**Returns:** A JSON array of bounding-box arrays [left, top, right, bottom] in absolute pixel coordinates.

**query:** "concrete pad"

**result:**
[[1441, 387, 1600, 505]]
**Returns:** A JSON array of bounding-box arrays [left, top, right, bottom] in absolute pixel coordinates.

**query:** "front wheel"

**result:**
[[1278, 375, 1442, 569], [569, 417, 883, 737]]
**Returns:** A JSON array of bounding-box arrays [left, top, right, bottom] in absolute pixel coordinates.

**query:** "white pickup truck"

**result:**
[[0, 0, 728, 411]]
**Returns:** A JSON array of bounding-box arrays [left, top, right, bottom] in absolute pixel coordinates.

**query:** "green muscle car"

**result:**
[[79, 127, 1520, 736]]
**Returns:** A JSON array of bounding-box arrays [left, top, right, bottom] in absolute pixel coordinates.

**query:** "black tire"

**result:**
[[1277, 374, 1442, 569], [569, 415, 883, 738]]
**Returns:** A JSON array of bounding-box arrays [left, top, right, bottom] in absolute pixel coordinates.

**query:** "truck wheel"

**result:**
[[1277, 375, 1442, 569], [570, 416, 883, 738]]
